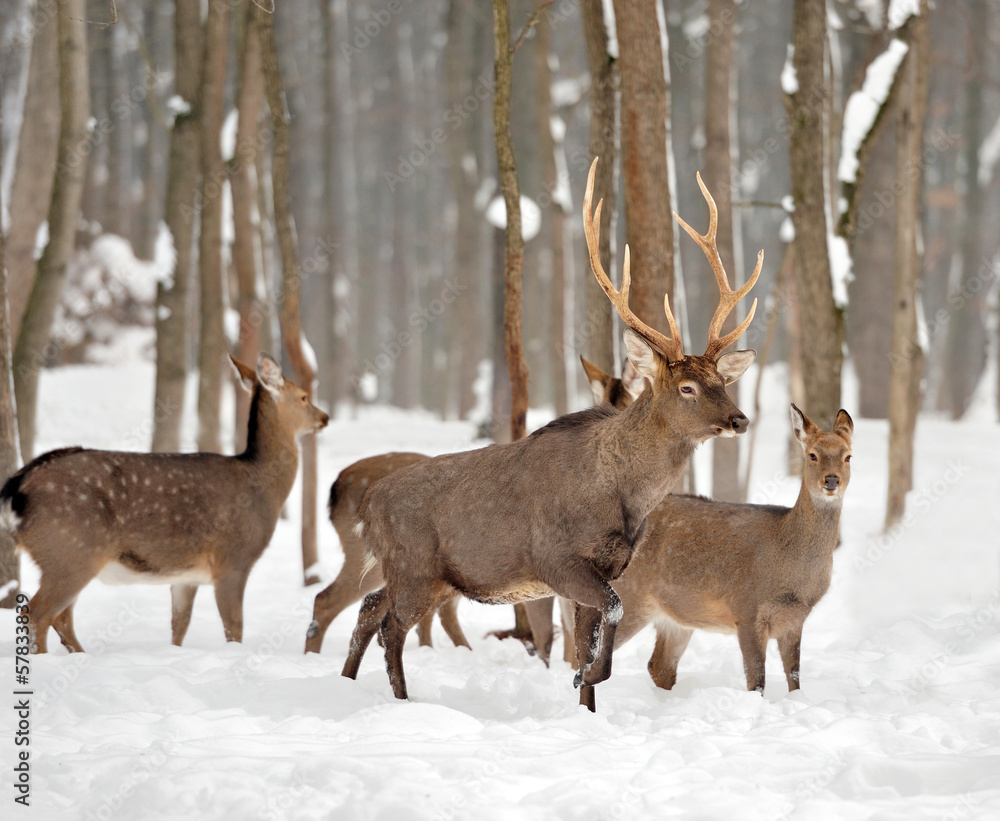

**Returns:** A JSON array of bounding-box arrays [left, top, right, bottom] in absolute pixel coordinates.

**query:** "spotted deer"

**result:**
[[574, 404, 853, 711], [304, 452, 470, 654], [0, 353, 329, 653], [341, 158, 762, 701]]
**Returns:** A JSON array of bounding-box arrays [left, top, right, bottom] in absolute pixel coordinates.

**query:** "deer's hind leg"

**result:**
[[28, 562, 101, 654], [306, 559, 383, 654], [435, 595, 470, 649], [171, 584, 199, 646], [647, 618, 694, 691], [342, 587, 389, 679], [380, 582, 453, 700], [51, 601, 84, 653]]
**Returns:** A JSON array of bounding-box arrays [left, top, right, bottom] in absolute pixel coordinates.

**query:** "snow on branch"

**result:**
[[837, 39, 909, 184]]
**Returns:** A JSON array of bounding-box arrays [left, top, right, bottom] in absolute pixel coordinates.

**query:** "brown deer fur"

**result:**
[[575, 404, 853, 711], [305, 452, 469, 654], [340, 161, 761, 702], [0, 354, 329, 653]]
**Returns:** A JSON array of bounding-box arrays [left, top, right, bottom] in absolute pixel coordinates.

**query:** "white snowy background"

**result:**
[[1, 352, 999, 821]]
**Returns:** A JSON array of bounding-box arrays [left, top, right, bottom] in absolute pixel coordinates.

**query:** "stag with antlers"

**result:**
[[341, 158, 762, 704]]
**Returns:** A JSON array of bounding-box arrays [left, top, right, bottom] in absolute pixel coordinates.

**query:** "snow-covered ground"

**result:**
[[3, 360, 999, 820]]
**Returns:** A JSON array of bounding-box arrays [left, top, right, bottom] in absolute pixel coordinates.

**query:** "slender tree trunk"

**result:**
[[6, 6, 59, 344], [613, 0, 675, 334], [195, 0, 231, 454], [230, 0, 264, 453], [786, 0, 843, 430], [320, 0, 357, 414], [447, 0, 484, 419], [12, 0, 91, 461], [0, 115, 22, 609], [258, 0, 321, 584], [493, 0, 529, 443], [886, 1, 929, 529], [580, 0, 618, 378], [704, 0, 742, 502], [536, 18, 568, 417], [152, 0, 203, 453], [941, 0, 988, 420]]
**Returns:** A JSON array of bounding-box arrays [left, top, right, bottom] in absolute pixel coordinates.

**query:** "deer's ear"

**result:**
[[623, 329, 658, 382], [621, 358, 648, 399], [229, 356, 256, 393], [580, 357, 611, 404], [257, 353, 285, 396], [834, 409, 854, 444], [790, 402, 821, 444], [716, 349, 756, 385]]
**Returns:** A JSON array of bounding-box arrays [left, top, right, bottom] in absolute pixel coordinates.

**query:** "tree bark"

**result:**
[[493, 0, 529, 443], [786, 0, 843, 430], [12, 0, 91, 461], [613, 0, 675, 334], [580, 0, 618, 377], [703, 0, 742, 502], [0, 114, 22, 609], [151, 0, 203, 453], [886, 1, 929, 529], [940, 1, 988, 420], [258, 0, 321, 585], [195, 0, 231, 455], [230, 0, 265, 453], [537, 17, 568, 417], [6, 7, 59, 344]]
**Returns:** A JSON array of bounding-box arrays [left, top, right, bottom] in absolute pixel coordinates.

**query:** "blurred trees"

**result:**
[[0, 0, 997, 535]]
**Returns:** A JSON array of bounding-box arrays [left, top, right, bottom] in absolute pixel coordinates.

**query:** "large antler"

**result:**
[[583, 158, 684, 362], [673, 172, 762, 360]]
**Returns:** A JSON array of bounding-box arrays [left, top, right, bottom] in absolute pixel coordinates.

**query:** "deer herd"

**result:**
[[2, 159, 853, 713]]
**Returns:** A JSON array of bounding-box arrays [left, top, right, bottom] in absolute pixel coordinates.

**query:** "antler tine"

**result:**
[[673, 171, 762, 360], [583, 158, 683, 361]]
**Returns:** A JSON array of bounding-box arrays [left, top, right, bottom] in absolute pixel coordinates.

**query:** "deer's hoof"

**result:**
[[306, 620, 319, 639], [573, 670, 583, 689]]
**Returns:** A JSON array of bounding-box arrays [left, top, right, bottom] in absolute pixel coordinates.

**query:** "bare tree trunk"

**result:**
[[320, 0, 357, 414], [786, 0, 843, 430], [446, 0, 483, 419], [0, 115, 22, 609], [230, 0, 264, 453], [195, 0, 231, 454], [536, 18, 568, 417], [12, 0, 91, 461], [580, 0, 618, 377], [258, 0, 321, 584], [152, 0, 203, 453], [941, 0, 988, 420], [886, 1, 929, 529], [613, 0, 675, 333], [704, 0, 741, 502], [6, 7, 59, 344]]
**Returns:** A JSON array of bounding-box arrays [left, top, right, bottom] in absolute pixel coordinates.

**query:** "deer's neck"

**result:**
[[600, 391, 696, 513], [788, 483, 842, 555], [239, 390, 300, 495]]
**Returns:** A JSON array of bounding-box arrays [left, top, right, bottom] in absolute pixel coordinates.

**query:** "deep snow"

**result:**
[[2, 360, 999, 820]]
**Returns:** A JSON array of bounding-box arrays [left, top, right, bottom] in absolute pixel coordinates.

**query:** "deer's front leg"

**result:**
[[213, 570, 250, 643], [777, 622, 804, 691], [736, 618, 767, 694], [551, 561, 622, 689]]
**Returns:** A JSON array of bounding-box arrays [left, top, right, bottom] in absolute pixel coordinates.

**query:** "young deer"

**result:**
[[575, 404, 853, 711], [304, 452, 470, 654], [341, 158, 762, 701], [0, 353, 329, 653]]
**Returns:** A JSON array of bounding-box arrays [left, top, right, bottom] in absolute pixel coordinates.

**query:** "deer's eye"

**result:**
[[680, 385, 696, 395], [845, 455, 852, 462], [809, 453, 818, 461]]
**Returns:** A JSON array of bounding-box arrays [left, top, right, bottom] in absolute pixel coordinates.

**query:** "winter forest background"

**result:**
[[2, 0, 999, 599]]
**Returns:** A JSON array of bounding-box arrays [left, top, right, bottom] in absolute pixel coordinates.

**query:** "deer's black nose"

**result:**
[[731, 413, 748, 435], [824, 474, 840, 491]]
